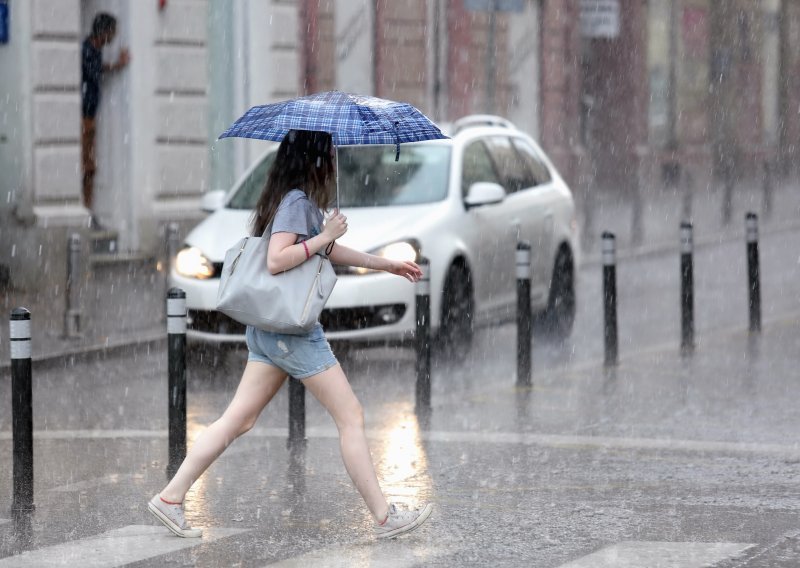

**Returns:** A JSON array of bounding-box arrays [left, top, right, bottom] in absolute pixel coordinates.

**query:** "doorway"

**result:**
[[80, 0, 134, 251]]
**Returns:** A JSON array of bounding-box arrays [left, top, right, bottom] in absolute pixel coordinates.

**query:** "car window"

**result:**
[[512, 138, 552, 186], [485, 136, 535, 193], [461, 141, 501, 197], [336, 144, 450, 207], [228, 153, 276, 210]]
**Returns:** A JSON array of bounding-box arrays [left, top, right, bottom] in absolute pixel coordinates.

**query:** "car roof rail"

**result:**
[[451, 114, 516, 134]]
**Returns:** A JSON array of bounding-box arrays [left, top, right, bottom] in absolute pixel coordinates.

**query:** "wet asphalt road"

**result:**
[[0, 227, 798, 566]]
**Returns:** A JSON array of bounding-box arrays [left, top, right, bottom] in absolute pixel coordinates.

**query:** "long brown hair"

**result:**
[[251, 129, 335, 237]]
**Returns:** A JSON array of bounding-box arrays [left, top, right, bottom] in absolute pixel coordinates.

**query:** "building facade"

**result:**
[[1, 0, 795, 289]]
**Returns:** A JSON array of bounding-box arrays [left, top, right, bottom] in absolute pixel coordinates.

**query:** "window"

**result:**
[[461, 141, 501, 197], [512, 138, 552, 186], [485, 136, 535, 193]]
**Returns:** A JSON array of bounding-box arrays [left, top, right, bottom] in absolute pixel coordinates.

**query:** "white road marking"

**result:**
[[0, 525, 247, 568], [2, 426, 798, 459], [49, 473, 143, 493], [0, 430, 166, 441], [265, 541, 451, 567], [558, 541, 755, 568]]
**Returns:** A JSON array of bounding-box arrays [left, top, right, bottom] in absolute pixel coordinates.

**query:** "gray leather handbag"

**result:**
[[216, 229, 337, 334]]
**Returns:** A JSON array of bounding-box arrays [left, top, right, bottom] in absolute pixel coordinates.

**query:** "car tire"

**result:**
[[535, 248, 576, 341], [438, 263, 474, 359]]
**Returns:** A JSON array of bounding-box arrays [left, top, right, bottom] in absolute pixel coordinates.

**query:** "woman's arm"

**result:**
[[329, 243, 422, 282], [266, 211, 347, 274]]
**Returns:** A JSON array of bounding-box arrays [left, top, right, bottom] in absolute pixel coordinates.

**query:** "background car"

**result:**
[[170, 115, 580, 355]]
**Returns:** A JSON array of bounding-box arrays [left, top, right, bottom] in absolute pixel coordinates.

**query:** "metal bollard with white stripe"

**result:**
[[10, 308, 34, 512], [415, 257, 431, 414], [680, 222, 694, 352], [64, 233, 82, 338], [516, 241, 532, 386], [288, 378, 306, 447], [602, 232, 618, 366], [166, 288, 187, 477], [746, 213, 761, 332], [164, 223, 180, 322]]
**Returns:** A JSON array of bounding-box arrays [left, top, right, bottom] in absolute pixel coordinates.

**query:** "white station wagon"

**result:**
[[171, 115, 580, 353]]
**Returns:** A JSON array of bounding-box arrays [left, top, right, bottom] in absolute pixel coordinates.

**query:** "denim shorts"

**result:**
[[245, 323, 338, 379]]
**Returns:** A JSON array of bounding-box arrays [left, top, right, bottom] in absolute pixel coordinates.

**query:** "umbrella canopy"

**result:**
[[218, 91, 448, 158]]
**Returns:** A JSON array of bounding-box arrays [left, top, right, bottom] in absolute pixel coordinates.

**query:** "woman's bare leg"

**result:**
[[160, 361, 287, 503], [302, 364, 389, 522]]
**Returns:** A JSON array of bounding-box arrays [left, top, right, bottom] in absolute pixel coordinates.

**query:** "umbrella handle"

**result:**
[[394, 121, 400, 162], [335, 144, 340, 210]]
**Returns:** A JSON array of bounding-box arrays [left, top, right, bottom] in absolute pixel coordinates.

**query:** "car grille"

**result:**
[[320, 304, 406, 332], [188, 309, 246, 335]]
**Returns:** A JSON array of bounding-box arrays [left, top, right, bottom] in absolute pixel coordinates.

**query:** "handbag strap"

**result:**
[[261, 221, 329, 259]]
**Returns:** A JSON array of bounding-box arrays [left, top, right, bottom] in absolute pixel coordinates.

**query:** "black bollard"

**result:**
[[746, 213, 761, 332], [166, 288, 187, 477], [602, 232, 618, 366], [10, 308, 34, 512], [64, 233, 82, 338], [166, 222, 180, 270], [762, 160, 773, 218], [288, 378, 306, 447], [164, 223, 180, 322], [415, 257, 431, 414], [516, 241, 532, 386], [680, 222, 694, 352]]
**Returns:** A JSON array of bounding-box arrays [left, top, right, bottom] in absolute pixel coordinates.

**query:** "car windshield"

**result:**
[[336, 144, 450, 207], [227, 143, 450, 210], [227, 153, 276, 210]]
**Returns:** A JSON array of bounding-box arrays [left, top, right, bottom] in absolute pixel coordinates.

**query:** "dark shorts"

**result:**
[[245, 323, 338, 379]]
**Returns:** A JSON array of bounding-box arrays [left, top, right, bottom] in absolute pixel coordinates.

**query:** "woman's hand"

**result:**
[[386, 259, 423, 282], [322, 210, 348, 242]]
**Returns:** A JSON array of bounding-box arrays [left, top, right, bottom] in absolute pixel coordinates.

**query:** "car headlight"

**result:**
[[348, 240, 420, 275], [175, 246, 215, 279]]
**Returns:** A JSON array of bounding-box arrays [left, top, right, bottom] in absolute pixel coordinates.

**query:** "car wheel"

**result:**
[[535, 248, 575, 341], [438, 263, 473, 359]]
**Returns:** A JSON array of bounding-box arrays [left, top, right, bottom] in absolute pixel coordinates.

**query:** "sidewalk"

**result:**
[[0, 258, 166, 368], [579, 176, 800, 263], [1, 176, 798, 367]]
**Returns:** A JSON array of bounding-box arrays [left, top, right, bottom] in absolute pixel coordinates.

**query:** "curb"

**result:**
[[580, 218, 800, 268], [0, 331, 166, 373]]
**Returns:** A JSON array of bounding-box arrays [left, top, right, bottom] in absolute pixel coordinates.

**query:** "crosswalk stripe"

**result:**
[[557, 541, 755, 568], [0, 525, 247, 568], [265, 541, 452, 567]]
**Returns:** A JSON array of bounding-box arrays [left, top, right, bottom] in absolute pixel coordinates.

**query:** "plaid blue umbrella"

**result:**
[[219, 90, 448, 159]]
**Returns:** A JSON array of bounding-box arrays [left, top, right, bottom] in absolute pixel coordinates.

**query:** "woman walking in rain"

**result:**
[[148, 129, 433, 539]]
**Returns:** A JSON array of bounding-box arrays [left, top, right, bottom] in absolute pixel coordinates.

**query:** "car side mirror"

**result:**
[[201, 190, 227, 213], [465, 182, 506, 209]]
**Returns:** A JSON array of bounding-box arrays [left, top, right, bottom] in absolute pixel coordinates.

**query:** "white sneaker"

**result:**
[[148, 495, 203, 538], [374, 502, 433, 539]]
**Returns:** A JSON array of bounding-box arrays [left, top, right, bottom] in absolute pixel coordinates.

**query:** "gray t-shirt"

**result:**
[[271, 189, 324, 243]]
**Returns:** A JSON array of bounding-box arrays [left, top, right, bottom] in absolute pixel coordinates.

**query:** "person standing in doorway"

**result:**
[[81, 13, 130, 230]]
